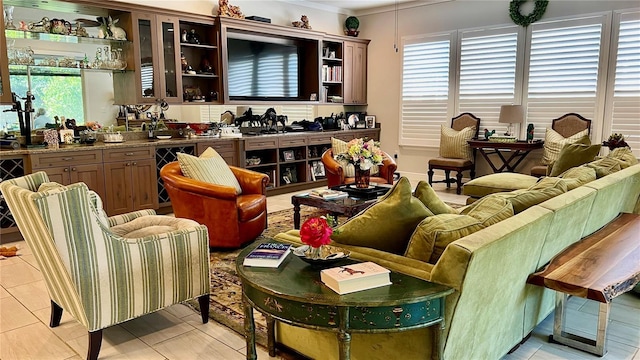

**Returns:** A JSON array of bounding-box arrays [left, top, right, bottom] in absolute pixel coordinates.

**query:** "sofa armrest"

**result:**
[[230, 166, 269, 195], [108, 209, 157, 227], [378, 151, 398, 184]]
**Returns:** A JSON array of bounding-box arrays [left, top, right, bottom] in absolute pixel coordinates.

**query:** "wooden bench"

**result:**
[[527, 213, 640, 356]]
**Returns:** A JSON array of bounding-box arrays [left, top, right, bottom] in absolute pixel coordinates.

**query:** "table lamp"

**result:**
[[499, 104, 524, 137]]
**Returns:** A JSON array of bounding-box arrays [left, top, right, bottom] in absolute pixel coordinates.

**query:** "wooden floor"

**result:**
[[1, 172, 638, 360]]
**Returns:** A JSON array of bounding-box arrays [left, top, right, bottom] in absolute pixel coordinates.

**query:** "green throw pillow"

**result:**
[[549, 143, 601, 177], [541, 129, 590, 165], [491, 177, 568, 214], [405, 214, 483, 264], [414, 181, 458, 215], [458, 195, 514, 224], [177, 147, 242, 194], [439, 125, 475, 160], [332, 177, 433, 254], [557, 166, 596, 190], [606, 147, 638, 169]]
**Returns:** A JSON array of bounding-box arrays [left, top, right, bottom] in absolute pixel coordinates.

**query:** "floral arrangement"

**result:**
[[336, 138, 384, 170], [603, 133, 629, 150], [300, 216, 334, 249]]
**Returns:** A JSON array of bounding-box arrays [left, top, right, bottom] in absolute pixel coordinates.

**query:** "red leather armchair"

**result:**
[[321, 149, 397, 188], [160, 162, 269, 249]]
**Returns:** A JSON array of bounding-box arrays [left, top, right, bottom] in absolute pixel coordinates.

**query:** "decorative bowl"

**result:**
[[293, 245, 350, 267], [165, 122, 188, 130], [188, 123, 210, 134]]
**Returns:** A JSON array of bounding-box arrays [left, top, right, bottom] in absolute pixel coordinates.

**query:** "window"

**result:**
[[399, 32, 455, 146], [524, 15, 609, 139], [604, 11, 640, 156]]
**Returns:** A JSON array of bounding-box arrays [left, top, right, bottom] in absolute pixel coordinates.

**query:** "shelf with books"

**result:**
[[321, 39, 343, 104]]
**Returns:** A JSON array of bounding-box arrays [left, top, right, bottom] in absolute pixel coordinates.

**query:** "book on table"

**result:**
[[310, 189, 348, 200], [243, 243, 291, 268], [320, 262, 391, 294]]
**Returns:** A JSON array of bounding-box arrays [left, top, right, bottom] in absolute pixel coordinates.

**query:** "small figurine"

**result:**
[[218, 0, 245, 19], [181, 52, 188, 72], [108, 16, 127, 40], [200, 58, 213, 74], [484, 129, 495, 140], [292, 15, 311, 29], [18, 21, 28, 31], [527, 124, 535, 143], [181, 29, 188, 43], [73, 21, 89, 37], [187, 29, 200, 44], [28, 17, 51, 33]]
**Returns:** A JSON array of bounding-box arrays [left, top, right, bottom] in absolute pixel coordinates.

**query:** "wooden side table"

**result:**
[[237, 241, 454, 360], [527, 213, 640, 356], [468, 140, 543, 173]]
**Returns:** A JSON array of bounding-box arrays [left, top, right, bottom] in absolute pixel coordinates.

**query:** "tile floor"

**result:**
[[1, 172, 638, 360]]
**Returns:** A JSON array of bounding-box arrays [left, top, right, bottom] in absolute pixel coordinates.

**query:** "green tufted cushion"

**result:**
[[557, 166, 596, 190], [490, 177, 568, 214], [586, 157, 622, 178], [439, 125, 475, 160], [405, 214, 482, 264], [110, 215, 200, 238], [177, 147, 242, 194], [414, 181, 458, 215], [541, 129, 590, 165], [462, 173, 538, 198], [458, 195, 514, 224], [606, 147, 638, 169], [549, 143, 602, 177], [331, 177, 433, 254]]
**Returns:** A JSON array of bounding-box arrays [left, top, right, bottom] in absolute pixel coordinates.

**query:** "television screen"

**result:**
[[227, 37, 299, 100]]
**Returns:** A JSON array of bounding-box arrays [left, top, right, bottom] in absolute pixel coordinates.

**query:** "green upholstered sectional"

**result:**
[[274, 162, 640, 360]]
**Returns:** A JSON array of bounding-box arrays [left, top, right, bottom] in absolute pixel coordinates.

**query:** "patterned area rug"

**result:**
[[189, 206, 330, 347]]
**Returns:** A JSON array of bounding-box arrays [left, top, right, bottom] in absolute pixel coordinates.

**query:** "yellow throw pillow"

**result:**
[[549, 143, 601, 177], [177, 147, 242, 194], [414, 180, 458, 215], [606, 147, 638, 169], [586, 158, 622, 178], [331, 137, 349, 155], [332, 177, 433, 255], [439, 125, 475, 160], [405, 214, 484, 264], [558, 166, 596, 190], [541, 128, 590, 165]]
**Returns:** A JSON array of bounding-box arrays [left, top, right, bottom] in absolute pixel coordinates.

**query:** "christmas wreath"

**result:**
[[509, 0, 549, 27]]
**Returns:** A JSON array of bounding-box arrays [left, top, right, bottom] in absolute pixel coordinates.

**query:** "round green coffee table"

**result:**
[[236, 241, 454, 360]]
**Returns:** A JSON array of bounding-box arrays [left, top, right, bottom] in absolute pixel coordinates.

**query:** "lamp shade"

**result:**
[[499, 105, 525, 124]]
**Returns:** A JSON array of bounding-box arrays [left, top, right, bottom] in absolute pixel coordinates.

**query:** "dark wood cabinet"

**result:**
[[103, 147, 158, 216]]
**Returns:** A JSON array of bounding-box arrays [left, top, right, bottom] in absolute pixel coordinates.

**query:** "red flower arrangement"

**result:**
[[300, 217, 333, 248]]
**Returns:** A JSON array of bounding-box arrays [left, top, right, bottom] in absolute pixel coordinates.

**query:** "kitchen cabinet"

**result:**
[[114, 13, 181, 104], [196, 138, 238, 166], [0, 154, 24, 242], [103, 147, 158, 216], [0, 0, 12, 105], [155, 144, 195, 209], [28, 150, 106, 201], [343, 40, 369, 105]]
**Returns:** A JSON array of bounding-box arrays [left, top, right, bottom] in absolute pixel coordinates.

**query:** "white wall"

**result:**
[[360, 0, 639, 175]]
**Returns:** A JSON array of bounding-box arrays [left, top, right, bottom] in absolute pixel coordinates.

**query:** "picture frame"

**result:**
[[283, 150, 295, 161], [365, 115, 376, 129], [345, 112, 364, 129], [312, 161, 325, 178]]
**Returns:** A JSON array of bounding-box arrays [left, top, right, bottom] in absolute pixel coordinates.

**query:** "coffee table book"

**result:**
[[310, 189, 348, 200], [320, 262, 391, 294], [243, 243, 291, 268]]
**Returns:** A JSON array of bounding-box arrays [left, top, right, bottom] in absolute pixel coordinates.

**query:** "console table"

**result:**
[[527, 213, 640, 356], [237, 241, 453, 360], [468, 140, 543, 173]]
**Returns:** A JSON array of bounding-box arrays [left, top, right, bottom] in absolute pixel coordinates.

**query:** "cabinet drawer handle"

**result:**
[[71, 167, 76, 171], [125, 153, 135, 156], [62, 157, 73, 161], [132, 162, 137, 166], [64, 168, 69, 172], [126, 162, 131, 166]]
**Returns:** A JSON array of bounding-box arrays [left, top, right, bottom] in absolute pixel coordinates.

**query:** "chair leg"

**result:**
[[444, 171, 451, 188], [88, 330, 102, 360], [427, 169, 434, 186], [470, 167, 476, 180], [198, 294, 210, 324], [456, 172, 463, 195], [50, 300, 63, 327]]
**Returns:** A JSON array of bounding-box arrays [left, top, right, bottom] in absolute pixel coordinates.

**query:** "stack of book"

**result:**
[[243, 243, 291, 268], [310, 189, 348, 200], [320, 262, 391, 294]]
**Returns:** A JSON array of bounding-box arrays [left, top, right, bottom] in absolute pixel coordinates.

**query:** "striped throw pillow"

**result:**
[[541, 128, 589, 165], [177, 147, 242, 194], [439, 125, 475, 160]]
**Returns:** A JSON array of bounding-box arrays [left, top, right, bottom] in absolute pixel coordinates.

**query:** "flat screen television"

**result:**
[[226, 34, 311, 101]]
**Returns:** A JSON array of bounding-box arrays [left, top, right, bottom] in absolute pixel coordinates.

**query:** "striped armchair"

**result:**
[[0, 172, 211, 360]]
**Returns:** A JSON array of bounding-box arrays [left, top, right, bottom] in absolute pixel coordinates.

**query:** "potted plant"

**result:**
[[345, 16, 360, 37]]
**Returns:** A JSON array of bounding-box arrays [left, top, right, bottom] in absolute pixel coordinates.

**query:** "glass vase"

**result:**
[[354, 167, 371, 189], [305, 245, 324, 260]]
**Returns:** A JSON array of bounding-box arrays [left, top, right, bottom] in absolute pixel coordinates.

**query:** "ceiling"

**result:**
[[286, 0, 440, 15]]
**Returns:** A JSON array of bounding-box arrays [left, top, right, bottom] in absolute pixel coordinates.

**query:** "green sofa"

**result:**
[[274, 163, 640, 360]]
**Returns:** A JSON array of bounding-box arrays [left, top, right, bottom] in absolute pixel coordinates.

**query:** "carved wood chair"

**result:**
[[530, 113, 592, 177], [428, 113, 481, 194]]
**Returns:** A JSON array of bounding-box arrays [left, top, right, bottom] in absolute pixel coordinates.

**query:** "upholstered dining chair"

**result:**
[[0, 172, 211, 360], [428, 112, 481, 194], [160, 161, 269, 249], [530, 113, 592, 177], [321, 148, 397, 188]]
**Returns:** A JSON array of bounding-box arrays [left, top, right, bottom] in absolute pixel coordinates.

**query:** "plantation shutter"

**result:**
[[458, 27, 520, 136], [524, 15, 609, 140], [281, 105, 314, 122], [400, 32, 456, 147], [604, 12, 640, 156]]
